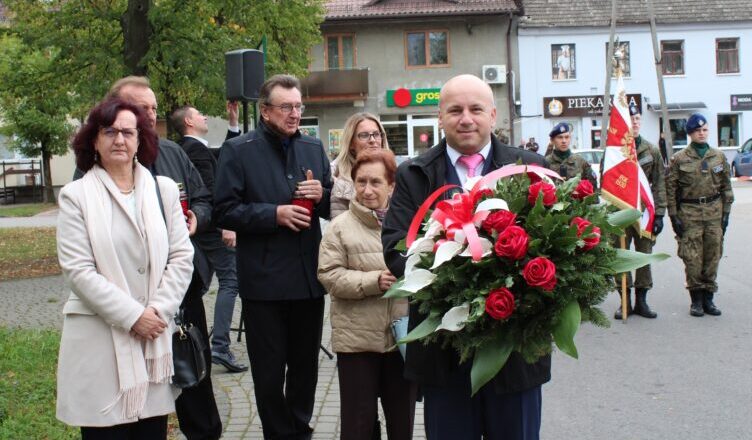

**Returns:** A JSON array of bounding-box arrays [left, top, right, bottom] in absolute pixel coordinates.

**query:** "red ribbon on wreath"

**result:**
[[405, 165, 561, 262]]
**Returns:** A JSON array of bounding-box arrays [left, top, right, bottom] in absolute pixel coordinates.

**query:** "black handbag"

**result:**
[[172, 308, 208, 389], [152, 171, 208, 389]]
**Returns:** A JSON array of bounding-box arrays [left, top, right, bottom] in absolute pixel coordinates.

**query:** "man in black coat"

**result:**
[[213, 74, 332, 440], [382, 74, 550, 440], [171, 104, 247, 373]]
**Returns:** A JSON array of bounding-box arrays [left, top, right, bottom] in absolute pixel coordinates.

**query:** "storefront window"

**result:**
[[661, 117, 688, 146], [381, 115, 408, 156], [717, 114, 740, 147]]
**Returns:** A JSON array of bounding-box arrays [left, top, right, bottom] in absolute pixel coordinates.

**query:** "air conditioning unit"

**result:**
[[482, 65, 507, 84]]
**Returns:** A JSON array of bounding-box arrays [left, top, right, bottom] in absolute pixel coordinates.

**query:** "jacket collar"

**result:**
[[408, 135, 519, 181], [257, 119, 301, 148], [348, 198, 381, 229]]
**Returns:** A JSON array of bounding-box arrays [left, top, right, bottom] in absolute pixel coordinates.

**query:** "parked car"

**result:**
[[574, 149, 604, 185], [732, 138, 752, 177]]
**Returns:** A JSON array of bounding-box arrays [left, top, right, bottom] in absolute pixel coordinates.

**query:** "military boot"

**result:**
[[632, 288, 657, 318], [614, 289, 632, 319], [689, 289, 704, 317], [702, 290, 722, 316]]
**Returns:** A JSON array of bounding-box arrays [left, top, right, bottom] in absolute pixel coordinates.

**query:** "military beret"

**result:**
[[629, 104, 641, 116], [686, 113, 707, 134], [549, 122, 570, 138]]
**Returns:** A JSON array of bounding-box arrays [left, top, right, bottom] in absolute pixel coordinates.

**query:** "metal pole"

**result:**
[[600, 0, 618, 149], [243, 100, 249, 133], [646, 0, 673, 157]]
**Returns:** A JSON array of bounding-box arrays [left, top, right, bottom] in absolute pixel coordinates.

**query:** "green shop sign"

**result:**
[[386, 88, 441, 108]]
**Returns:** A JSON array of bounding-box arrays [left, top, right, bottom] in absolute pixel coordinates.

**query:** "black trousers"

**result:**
[[80, 415, 167, 440], [242, 297, 325, 440], [337, 351, 418, 440], [175, 278, 222, 440]]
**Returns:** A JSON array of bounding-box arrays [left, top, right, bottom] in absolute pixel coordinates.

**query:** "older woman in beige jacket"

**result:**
[[330, 112, 391, 219], [319, 149, 416, 440], [56, 99, 194, 438]]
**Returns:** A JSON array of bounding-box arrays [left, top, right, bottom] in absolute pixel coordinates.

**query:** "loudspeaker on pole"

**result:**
[[225, 49, 265, 101]]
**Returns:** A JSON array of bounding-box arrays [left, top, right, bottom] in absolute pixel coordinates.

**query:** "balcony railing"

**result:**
[[300, 68, 369, 103]]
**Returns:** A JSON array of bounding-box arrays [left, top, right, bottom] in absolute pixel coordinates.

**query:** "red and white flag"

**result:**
[[601, 74, 655, 238]]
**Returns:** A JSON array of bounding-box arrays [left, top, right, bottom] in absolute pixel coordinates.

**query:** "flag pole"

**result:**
[[600, 0, 618, 151], [620, 236, 628, 322], [646, 0, 674, 159]]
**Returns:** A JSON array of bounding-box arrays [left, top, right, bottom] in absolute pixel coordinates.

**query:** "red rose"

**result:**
[[572, 180, 595, 200], [528, 181, 557, 207], [482, 210, 517, 234], [485, 287, 515, 320], [494, 225, 529, 260], [523, 257, 557, 291], [473, 188, 494, 205], [571, 217, 601, 251]]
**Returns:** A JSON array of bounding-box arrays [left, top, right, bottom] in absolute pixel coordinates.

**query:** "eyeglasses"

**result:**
[[101, 127, 139, 140], [265, 103, 305, 114], [356, 131, 383, 141]]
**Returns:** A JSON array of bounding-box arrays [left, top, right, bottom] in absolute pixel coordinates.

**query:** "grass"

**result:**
[[0, 327, 182, 438], [0, 227, 60, 281], [0, 327, 78, 439], [0, 203, 57, 217]]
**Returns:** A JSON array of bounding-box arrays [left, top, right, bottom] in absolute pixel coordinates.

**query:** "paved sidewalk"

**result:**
[[0, 208, 59, 228], [0, 275, 426, 439]]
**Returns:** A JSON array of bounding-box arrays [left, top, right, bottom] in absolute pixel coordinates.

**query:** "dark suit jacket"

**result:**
[[178, 129, 240, 196], [213, 120, 332, 301], [382, 136, 552, 394]]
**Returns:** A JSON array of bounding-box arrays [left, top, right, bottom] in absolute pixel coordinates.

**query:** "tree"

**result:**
[[4, 0, 325, 116], [0, 0, 325, 157], [0, 36, 75, 202]]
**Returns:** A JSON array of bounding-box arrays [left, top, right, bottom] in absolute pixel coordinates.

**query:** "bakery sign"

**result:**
[[543, 94, 642, 118]]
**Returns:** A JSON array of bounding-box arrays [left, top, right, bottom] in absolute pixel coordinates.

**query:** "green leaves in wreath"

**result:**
[[470, 332, 514, 396], [609, 248, 670, 274], [553, 301, 581, 359], [397, 312, 441, 344]]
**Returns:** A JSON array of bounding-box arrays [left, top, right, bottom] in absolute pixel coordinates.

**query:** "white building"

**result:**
[[517, 0, 752, 158]]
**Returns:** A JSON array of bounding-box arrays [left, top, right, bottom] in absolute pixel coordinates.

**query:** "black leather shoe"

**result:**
[[702, 291, 722, 316], [212, 350, 249, 373], [633, 288, 657, 318]]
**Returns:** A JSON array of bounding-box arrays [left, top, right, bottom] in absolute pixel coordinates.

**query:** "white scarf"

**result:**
[[81, 163, 173, 419]]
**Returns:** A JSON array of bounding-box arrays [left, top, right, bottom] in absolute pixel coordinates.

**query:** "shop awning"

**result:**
[[647, 102, 707, 112]]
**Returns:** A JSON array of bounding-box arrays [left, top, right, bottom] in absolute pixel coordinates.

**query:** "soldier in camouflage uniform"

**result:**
[[666, 113, 734, 317], [615, 106, 668, 319], [545, 122, 598, 188]]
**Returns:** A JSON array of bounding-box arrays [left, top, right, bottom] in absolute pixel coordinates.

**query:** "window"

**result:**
[[381, 115, 407, 156], [405, 30, 449, 68], [661, 40, 684, 75], [551, 44, 576, 80], [325, 34, 355, 70], [716, 38, 739, 74], [606, 41, 630, 77], [717, 114, 740, 147], [661, 117, 688, 146]]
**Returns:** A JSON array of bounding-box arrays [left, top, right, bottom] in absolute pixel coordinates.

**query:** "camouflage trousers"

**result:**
[[676, 217, 724, 292]]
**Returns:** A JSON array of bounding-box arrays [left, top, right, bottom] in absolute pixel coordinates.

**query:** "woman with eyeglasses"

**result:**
[[55, 98, 194, 438], [331, 112, 391, 219]]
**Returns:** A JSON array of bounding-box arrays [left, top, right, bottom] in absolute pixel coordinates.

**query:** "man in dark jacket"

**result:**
[[382, 74, 550, 440], [106, 77, 221, 440], [213, 74, 332, 440], [171, 104, 247, 372]]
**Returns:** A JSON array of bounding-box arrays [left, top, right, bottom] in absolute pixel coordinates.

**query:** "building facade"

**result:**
[[304, 0, 520, 159], [517, 0, 752, 156]]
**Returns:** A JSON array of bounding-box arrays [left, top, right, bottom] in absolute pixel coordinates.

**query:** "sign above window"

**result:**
[[386, 88, 441, 107], [543, 94, 642, 118], [730, 94, 752, 111]]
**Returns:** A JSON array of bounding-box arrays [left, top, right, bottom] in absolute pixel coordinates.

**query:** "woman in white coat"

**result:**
[[56, 98, 194, 439]]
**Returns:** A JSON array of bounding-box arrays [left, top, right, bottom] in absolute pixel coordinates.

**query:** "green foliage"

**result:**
[[399, 172, 645, 393], [0, 327, 77, 439], [1, 0, 325, 123]]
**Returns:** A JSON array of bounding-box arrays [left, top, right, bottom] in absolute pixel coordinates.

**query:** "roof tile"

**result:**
[[326, 0, 519, 20]]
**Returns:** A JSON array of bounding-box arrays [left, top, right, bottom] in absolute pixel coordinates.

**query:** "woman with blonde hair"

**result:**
[[330, 112, 390, 218]]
